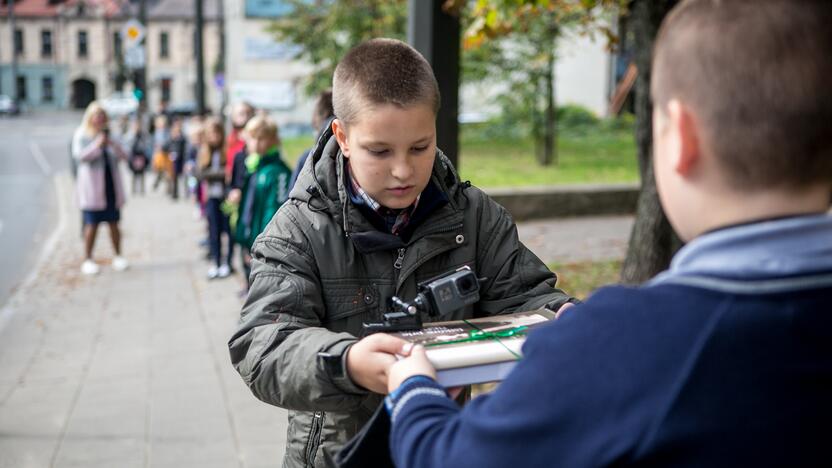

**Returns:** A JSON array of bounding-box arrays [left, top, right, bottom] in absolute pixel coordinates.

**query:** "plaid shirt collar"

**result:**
[[347, 165, 420, 236]]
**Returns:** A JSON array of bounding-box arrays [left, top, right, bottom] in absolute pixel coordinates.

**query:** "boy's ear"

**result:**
[[331, 119, 350, 158], [668, 100, 700, 176]]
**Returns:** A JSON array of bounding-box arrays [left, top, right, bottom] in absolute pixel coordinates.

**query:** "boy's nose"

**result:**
[[390, 154, 414, 181]]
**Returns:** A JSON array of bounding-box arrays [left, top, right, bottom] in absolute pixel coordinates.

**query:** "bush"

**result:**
[[557, 104, 600, 130]]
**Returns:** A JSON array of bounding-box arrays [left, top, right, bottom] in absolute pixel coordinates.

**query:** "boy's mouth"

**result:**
[[387, 185, 414, 196]]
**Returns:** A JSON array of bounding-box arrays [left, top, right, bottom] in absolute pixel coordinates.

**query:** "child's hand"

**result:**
[[346, 333, 409, 394], [387, 343, 437, 393], [227, 188, 242, 204]]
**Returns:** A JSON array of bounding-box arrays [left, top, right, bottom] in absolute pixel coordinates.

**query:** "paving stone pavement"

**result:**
[[0, 172, 632, 467]]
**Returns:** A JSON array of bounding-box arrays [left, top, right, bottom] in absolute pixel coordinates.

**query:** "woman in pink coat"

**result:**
[[71, 102, 129, 275]]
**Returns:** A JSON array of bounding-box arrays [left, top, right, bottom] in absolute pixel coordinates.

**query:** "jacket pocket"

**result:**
[[304, 411, 325, 467], [320, 280, 381, 323]]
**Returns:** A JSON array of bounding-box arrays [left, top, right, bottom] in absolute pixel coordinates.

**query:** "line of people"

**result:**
[[71, 94, 335, 286]]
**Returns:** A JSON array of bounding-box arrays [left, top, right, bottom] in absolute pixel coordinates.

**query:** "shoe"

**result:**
[[112, 256, 129, 271], [207, 266, 219, 279], [81, 260, 100, 275], [217, 264, 231, 278]]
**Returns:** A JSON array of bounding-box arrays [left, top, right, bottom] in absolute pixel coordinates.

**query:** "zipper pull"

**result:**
[[394, 248, 405, 270]]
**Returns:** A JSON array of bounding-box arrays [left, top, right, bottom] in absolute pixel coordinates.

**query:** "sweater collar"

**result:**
[[652, 213, 832, 283]]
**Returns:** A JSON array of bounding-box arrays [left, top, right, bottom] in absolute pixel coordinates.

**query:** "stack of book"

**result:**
[[391, 309, 556, 387]]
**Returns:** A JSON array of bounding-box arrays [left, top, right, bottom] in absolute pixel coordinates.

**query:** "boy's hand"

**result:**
[[387, 343, 437, 393], [227, 188, 242, 204], [346, 333, 409, 394]]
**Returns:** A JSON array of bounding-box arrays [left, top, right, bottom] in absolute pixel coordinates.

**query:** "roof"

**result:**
[[0, 0, 219, 20]]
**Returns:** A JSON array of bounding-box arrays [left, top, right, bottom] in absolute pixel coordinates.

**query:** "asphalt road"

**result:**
[[0, 111, 80, 308]]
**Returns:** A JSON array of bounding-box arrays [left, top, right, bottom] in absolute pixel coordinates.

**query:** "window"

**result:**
[[159, 31, 170, 59], [14, 29, 24, 56], [78, 30, 88, 58], [42, 76, 54, 102], [160, 77, 172, 103], [41, 29, 53, 58], [16, 76, 27, 101], [113, 31, 123, 59]]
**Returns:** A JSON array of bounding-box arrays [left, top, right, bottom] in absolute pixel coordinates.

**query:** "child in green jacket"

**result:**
[[234, 115, 292, 283]]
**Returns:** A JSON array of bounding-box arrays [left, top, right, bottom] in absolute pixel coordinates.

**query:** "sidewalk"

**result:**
[[0, 173, 632, 467], [0, 174, 285, 468]]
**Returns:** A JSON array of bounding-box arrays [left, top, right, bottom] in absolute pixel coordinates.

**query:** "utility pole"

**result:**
[[217, 0, 226, 121], [194, 0, 205, 115], [408, 0, 460, 168], [8, 0, 18, 109], [137, 0, 148, 112]]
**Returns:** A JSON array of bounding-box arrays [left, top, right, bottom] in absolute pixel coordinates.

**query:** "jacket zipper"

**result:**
[[395, 223, 464, 292], [394, 248, 406, 270], [305, 411, 325, 467]]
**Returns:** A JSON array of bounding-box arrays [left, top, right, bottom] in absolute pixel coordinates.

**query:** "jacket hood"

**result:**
[[289, 122, 467, 233]]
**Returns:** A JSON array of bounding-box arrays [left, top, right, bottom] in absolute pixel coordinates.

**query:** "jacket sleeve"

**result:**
[[72, 129, 103, 162], [473, 191, 576, 315], [228, 208, 369, 412]]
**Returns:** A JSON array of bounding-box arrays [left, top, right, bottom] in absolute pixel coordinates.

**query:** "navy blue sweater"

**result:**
[[388, 281, 832, 467]]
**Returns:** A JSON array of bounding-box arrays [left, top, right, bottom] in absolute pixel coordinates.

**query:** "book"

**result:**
[[391, 309, 556, 387]]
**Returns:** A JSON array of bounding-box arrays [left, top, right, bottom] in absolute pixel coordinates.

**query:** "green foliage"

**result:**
[[267, 0, 407, 96], [557, 104, 601, 129]]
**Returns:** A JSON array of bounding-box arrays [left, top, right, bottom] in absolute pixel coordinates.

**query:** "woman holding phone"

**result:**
[[72, 101, 129, 275]]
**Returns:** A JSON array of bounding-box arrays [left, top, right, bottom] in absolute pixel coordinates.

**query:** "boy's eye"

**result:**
[[411, 145, 429, 153], [368, 148, 389, 156]]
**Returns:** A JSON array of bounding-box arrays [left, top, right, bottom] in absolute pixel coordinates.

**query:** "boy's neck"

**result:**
[[694, 184, 831, 238]]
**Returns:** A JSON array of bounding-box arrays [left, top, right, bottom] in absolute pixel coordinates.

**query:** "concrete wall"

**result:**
[[486, 183, 639, 221], [554, 30, 611, 117]]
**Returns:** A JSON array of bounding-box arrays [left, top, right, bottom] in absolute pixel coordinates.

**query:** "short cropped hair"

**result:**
[[652, 0, 832, 190], [244, 115, 280, 142], [332, 38, 440, 125]]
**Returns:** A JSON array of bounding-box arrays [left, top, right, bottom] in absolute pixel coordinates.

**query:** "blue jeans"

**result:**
[[206, 198, 233, 268]]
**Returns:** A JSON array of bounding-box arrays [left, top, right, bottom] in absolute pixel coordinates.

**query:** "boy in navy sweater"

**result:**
[[383, 1, 832, 467]]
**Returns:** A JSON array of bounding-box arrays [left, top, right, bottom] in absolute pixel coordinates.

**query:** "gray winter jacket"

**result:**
[[228, 128, 574, 467]]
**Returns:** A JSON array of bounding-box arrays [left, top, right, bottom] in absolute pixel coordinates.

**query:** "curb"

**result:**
[[485, 183, 640, 221]]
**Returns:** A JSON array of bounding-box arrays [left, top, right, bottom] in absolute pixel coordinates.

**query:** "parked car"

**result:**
[[168, 102, 211, 117], [101, 92, 139, 117], [0, 95, 20, 116]]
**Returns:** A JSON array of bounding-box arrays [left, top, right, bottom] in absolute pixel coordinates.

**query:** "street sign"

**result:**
[[121, 19, 146, 47], [124, 45, 146, 69]]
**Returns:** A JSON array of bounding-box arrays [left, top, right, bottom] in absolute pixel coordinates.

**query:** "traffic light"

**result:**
[[132, 69, 145, 104]]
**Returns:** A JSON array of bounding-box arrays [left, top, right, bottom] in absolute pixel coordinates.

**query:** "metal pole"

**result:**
[[194, 0, 205, 115], [217, 0, 226, 121], [138, 0, 148, 112], [9, 0, 18, 109], [407, 0, 460, 169]]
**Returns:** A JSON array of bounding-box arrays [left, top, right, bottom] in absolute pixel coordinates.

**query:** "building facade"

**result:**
[[223, 0, 316, 130], [0, 0, 221, 112]]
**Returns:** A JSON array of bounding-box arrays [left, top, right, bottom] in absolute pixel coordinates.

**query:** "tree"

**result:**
[[267, 0, 407, 96], [465, 0, 682, 283], [619, 0, 681, 284], [459, 1, 622, 166]]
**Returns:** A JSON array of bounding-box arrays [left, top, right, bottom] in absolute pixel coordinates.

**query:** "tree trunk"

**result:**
[[542, 26, 558, 166], [620, 0, 681, 284]]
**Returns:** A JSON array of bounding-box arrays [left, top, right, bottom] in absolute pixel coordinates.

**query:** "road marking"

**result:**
[[0, 175, 68, 335], [29, 141, 53, 175], [0, 219, 3, 235]]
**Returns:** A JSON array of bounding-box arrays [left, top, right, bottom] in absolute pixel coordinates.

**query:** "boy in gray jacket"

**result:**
[[229, 38, 575, 468]]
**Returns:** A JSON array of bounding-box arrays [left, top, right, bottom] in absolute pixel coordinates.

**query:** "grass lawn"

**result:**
[[280, 126, 638, 189], [459, 129, 639, 188], [550, 259, 623, 300]]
